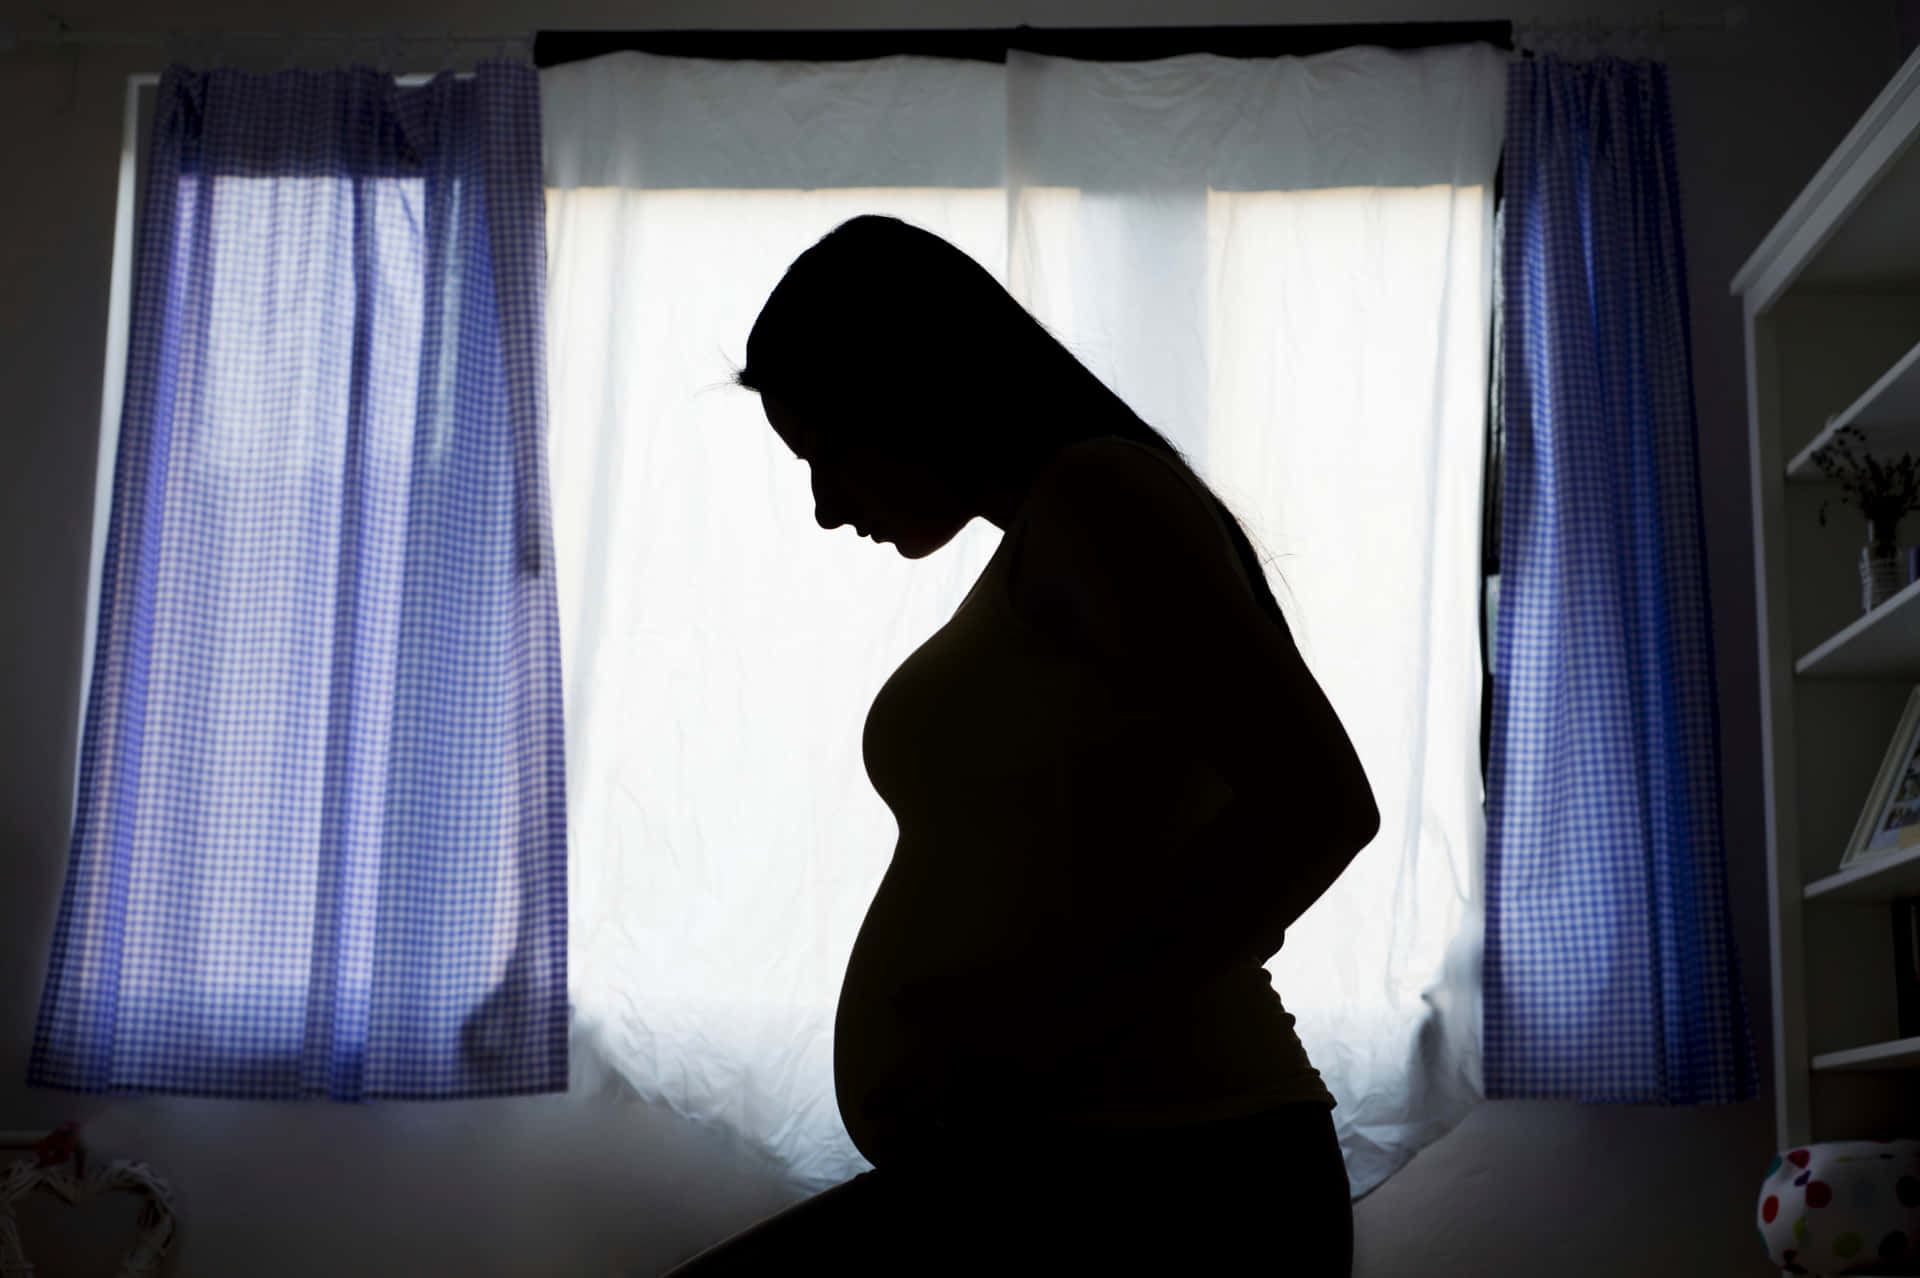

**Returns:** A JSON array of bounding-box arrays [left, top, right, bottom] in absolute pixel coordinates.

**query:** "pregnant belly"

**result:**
[[835, 854, 1331, 1168], [832, 851, 1071, 1168]]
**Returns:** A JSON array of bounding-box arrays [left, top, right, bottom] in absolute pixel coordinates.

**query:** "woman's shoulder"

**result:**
[[1032, 435, 1221, 555], [1054, 435, 1210, 505], [1054, 432, 1174, 469], [1006, 434, 1219, 637]]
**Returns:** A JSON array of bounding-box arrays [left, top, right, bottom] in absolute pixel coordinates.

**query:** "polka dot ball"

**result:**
[[1756, 1139, 1920, 1275]]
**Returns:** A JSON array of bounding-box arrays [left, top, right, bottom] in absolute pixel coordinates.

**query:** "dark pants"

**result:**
[[661, 1101, 1353, 1276]]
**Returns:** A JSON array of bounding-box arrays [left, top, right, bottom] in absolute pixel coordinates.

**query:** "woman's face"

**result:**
[[761, 392, 975, 559]]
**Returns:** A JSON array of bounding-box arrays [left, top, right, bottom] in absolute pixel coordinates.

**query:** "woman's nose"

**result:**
[[812, 490, 850, 531]]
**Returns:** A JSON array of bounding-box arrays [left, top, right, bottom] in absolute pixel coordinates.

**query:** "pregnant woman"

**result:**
[[664, 215, 1377, 1276]]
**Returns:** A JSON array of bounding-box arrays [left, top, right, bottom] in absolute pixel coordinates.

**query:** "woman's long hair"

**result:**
[[734, 214, 1290, 630]]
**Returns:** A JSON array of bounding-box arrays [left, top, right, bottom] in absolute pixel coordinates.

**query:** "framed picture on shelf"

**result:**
[[1843, 685, 1920, 871]]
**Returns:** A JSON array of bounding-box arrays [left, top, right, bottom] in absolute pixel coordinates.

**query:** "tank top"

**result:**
[[834, 435, 1337, 1173]]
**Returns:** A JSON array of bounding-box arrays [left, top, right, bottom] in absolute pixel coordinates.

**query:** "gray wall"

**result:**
[[0, 1, 1904, 1273]]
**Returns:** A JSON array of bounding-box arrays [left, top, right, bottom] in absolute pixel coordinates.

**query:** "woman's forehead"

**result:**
[[765, 392, 871, 462], [761, 393, 815, 453]]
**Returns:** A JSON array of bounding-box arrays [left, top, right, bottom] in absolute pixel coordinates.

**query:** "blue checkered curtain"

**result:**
[[1484, 54, 1757, 1103], [27, 62, 568, 1100]]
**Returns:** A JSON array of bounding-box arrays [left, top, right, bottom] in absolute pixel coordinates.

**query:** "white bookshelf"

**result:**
[[1795, 576, 1920, 678], [1784, 335, 1920, 481], [1804, 843, 1920, 905], [1733, 39, 1920, 1151], [1811, 1036, 1920, 1073]]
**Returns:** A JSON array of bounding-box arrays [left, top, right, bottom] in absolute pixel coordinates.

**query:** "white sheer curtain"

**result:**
[[540, 42, 1506, 1200]]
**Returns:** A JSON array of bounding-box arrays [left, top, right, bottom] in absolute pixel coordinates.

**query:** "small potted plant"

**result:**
[[1810, 423, 1920, 613]]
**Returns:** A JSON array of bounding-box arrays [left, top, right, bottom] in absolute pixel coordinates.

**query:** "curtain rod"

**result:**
[[2, 11, 1751, 51], [0, 10, 1751, 45]]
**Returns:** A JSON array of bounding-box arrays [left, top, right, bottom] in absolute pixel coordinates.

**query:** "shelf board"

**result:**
[[1795, 576, 1920, 677], [1806, 842, 1920, 903], [1811, 1035, 1920, 1072], [1786, 335, 1920, 482]]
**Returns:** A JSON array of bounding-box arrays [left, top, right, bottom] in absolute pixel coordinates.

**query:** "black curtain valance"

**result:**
[[533, 22, 1513, 68]]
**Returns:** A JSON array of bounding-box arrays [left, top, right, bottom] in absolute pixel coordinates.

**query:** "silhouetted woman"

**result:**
[[663, 215, 1376, 1277]]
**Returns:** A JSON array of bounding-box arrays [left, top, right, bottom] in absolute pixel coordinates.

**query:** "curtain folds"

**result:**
[[29, 62, 568, 1101], [544, 43, 1503, 1199], [1484, 54, 1759, 1104]]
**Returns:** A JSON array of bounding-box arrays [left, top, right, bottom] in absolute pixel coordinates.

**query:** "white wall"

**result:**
[[0, 1, 1904, 1273]]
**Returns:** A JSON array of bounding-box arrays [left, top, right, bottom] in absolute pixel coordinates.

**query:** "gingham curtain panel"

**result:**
[[1483, 54, 1759, 1104], [28, 61, 568, 1101]]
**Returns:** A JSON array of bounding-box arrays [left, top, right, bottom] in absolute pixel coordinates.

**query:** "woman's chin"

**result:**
[[870, 523, 964, 560], [894, 529, 954, 559]]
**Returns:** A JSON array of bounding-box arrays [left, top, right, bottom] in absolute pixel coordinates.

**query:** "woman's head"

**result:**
[[736, 216, 1293, 629], [738, 216, 1060, 459], [735, 215, 1140, 552]]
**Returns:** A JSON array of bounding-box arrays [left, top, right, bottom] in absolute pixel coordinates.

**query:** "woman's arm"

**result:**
[[1162, 789, 1378, 969]]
